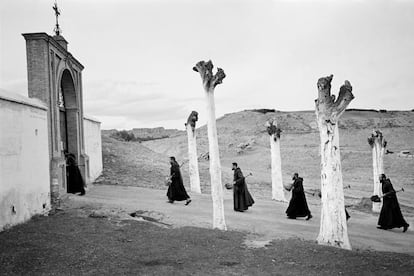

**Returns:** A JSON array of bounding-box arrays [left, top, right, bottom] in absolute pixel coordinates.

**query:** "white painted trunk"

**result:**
[[371, 142, 384, 213], [186, 124, 201, 194], [270, 135, 287, 202], [205, 90, 226, 230], [316, 120, 351, 250]]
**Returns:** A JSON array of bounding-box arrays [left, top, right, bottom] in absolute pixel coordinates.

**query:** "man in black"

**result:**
[[377, 174, 409, 232], [286, 173, 312, 220], [65, 152, 85, 196], [232, 162, 254, 212], [166, 157, 191, 205]]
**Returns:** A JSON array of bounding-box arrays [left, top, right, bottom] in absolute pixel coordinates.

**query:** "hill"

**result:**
[[99, 109, 414, 214]]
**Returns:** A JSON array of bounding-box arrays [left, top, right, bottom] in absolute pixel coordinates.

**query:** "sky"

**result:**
[[1, 0, 414, 130]]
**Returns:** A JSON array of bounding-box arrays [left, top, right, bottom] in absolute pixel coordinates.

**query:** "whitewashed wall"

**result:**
[[0, 90, 50, 231], [83, 116, 102, 183]]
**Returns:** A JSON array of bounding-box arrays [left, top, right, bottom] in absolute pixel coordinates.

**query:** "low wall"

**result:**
[[84, 115, 103, 183], [0, 90, 50, 231]]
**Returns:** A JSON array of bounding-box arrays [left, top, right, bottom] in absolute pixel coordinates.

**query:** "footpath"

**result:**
[[70, 184, 414, 255]]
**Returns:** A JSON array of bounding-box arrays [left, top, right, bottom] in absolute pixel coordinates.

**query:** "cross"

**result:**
[[53, 1, 62, 36]]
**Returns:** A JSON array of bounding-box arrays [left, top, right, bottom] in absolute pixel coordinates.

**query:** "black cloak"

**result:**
[[377, 178, 409, 229], [66, 154, 85, 195], [233, 167, 254, 211], [286, 177, 311, 218], [167, 162, 190, 201]]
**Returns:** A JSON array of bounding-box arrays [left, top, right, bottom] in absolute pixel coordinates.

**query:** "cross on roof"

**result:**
[[53, 1, 62, 36]]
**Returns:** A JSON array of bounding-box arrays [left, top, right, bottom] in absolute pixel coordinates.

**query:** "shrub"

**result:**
[[110, 130, 138, 142], [250, 109, 276, 114]]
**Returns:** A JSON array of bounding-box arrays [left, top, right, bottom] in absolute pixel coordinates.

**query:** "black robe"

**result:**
[[66, 155, 85, 195], [286, 177, 311, 218], [233, 168, 254, 211], [167, 162, 190, 201], [377, 178, 408, 229]]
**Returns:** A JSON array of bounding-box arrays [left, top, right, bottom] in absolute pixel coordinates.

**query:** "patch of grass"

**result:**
[[0, 210, 413, 275]]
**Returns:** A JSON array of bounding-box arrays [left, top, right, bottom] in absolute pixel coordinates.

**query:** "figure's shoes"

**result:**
[[403, 224, 409, 233], [306, 214, 313, 221], [168, 200, 174, 204], [79, 192, 85, 196], [377, 226, 386, 230], [185, 199, 192, 206], [234, 209, 244, 212], [287, 216, 296, 219]]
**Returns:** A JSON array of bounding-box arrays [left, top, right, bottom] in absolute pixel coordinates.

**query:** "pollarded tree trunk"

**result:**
[[193, 60, 227, 230], [185, 111, 201, 194], [315, 75, 354, 250], [265, 119, 287, 202], [368, 130, 387, 213]]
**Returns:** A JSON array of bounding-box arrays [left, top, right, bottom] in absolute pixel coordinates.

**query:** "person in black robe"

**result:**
[[166, 157, 191, 205], [65, 152, 85, 196], [377, 174, 409, 232], [232, 162, 254, 212], [285, 173, 312, 220]]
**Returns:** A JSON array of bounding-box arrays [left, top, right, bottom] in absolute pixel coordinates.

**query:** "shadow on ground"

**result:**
[[0, 203, 413, 276]]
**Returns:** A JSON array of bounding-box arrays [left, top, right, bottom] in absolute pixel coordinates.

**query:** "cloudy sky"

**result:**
[[1, 0, 413, 130]]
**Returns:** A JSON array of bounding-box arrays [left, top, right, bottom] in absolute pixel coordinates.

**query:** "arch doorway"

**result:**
[[59, 69, 84, 194]]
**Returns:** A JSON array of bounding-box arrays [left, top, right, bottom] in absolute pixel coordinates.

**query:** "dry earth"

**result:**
[[1, 186, 413, 275]]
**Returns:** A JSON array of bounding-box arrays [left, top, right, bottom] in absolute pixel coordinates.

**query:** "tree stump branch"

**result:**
[[265, 119, 282, 141], [316, 75, 354, 124], [185, 111, 199, 133], [193, 60, 226, 91]]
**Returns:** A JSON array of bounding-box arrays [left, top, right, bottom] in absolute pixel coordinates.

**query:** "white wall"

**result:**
[[0, 90, 50, 231], [84, 116, 102, 183]]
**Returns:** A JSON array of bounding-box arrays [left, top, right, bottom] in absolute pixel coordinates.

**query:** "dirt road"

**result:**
[[74, 184, 414, 255]]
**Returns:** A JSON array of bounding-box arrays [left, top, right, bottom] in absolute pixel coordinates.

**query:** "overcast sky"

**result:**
[[1, 0, 413, 130]]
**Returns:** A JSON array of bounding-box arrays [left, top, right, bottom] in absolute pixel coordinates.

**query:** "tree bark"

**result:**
[[193, 60, 227, 230], [266, 119, 287, 202], [315, 75, 354, 250], [185, 111, 201, 194], [368, 130, 386, 213]]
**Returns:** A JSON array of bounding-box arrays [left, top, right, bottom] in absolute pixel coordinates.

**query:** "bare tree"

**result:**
[[368, 130, 387, 213], [315, 75, 354, 250], [265, 118, 287, 202], [185, 111, 201, 194], [193, 60, 227, 230]]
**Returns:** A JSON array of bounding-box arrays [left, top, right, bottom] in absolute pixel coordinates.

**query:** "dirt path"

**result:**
[[74, 184, 414, 255]]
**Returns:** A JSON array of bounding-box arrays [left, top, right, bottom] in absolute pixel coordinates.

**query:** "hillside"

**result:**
[[99, 109, 414, 214]]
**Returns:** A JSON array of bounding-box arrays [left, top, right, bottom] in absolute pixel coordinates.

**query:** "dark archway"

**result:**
[[59, 69, 82, 193]]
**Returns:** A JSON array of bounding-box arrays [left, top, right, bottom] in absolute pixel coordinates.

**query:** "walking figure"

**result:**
[[285, 173, 312, 220], [377, 174, 409, 232], [166, 157, 191, 205], [232, 162, 254, 212]]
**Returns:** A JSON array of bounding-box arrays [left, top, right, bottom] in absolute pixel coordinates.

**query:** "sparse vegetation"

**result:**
[[110, 130, 169, 142], [346, 108, 379, 112], [250, 108, 276, 114], [110, 130, 139, 142]]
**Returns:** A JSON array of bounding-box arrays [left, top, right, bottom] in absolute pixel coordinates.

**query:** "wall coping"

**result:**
[[22, 32, 84, 70], [0, 89, 47, 111], [84, 114, 101, 124]]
